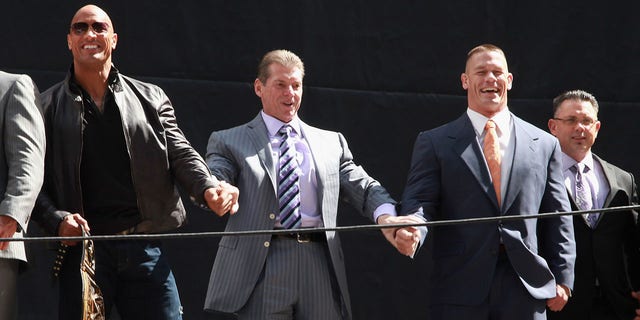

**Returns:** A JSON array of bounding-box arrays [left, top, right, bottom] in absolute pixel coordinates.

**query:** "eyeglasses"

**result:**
[[553, 117, 597, 128], [70, 22, 110, 35]]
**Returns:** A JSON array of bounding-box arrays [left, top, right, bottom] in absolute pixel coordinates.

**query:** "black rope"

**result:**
[[2, 205, 638, 243]]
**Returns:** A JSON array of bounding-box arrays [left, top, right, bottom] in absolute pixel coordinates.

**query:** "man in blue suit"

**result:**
[[401, 44, 576, 319]]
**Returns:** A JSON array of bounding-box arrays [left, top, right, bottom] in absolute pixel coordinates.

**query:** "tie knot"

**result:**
[[571, 163, 589, 174], [485, 119, 496, 131], [279, 125, 293, 137]]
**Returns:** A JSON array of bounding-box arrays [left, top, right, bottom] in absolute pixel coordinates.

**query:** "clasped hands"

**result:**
[[205, 180, 240, 216], [377, 214, 422, 257]]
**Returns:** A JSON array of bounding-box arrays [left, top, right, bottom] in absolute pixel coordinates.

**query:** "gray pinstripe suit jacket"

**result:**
[[0, 72, 45, 265], [203, 113, 395, 319]]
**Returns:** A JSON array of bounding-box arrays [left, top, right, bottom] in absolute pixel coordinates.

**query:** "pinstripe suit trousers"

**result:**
[[236, 237, 343, 320]]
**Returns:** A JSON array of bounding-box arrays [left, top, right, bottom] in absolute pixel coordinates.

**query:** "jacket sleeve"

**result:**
[[30, 85, 71, 235], [623, 172, 640, 290], [155, 87, 218, 207], [0, 75, 46, 233], [537, 138, 576, 289], [336, 132, 396, 220]]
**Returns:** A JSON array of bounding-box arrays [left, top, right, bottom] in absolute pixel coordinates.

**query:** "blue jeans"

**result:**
[[59, 240, 183, 320]]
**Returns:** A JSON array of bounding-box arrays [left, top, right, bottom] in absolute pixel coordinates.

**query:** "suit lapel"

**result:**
[[454, 115, 499, 208], [299, 121, 327, 204], [502, 116, 537, 213], [594, 155, 618, 208], [246, 114, 277, 193]]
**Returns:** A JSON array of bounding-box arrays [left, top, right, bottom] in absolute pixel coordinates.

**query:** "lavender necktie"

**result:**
[[571, 163, 597, 227], [277, 125, 302, 229]]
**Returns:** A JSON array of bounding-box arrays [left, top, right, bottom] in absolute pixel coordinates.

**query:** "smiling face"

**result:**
[[67, 5, 117, 70], [461, 49, 513, 117], [548, 99, 600, 162], [255, 63, 303, 123]]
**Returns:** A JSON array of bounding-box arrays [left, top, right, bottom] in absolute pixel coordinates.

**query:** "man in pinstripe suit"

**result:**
[[0, 71, 46, 320], [203, 49, 421, 319]]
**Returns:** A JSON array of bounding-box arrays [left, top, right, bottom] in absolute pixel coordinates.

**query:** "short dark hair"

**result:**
[[552, 90, 599, 116], [466, 44, 507, 67]]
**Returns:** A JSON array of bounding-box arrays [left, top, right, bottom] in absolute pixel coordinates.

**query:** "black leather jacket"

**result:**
[[32, 67, 217, 235]]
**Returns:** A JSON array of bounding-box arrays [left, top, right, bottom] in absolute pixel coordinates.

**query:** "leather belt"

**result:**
[[273, 232, 326, 243]]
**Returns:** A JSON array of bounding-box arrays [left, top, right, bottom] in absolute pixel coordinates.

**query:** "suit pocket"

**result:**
[[218, 236, 238, 250]]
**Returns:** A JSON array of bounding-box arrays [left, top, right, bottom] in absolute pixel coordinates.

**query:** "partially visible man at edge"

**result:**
[[0, 71, 46, 320], [547, 89, 640, 320], [31, 4, 238, 320]]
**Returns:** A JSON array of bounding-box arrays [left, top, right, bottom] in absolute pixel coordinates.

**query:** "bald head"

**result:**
[[70, 5, 114, 33], [67, 4, 118, 72]]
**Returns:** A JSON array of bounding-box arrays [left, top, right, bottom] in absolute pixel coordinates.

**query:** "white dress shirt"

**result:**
[[467, 107, 515, 204], [561, 151, 610, 225]]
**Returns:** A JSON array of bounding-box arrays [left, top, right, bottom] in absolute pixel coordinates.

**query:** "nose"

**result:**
[[84, 27, 100, 38], [573, 122, 588, 133], [284, 86, 294, 96]]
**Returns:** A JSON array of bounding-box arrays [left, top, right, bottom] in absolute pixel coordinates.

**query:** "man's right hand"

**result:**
[[58, 214, 90, 246]]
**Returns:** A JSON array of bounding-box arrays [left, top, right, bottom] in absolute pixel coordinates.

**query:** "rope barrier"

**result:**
[[1, 204, 638, 243]]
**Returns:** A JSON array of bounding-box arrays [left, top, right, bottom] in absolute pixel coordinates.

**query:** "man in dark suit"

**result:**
[[400, 44, 576, 320], [203, 49, 421, 319], [0, 72, 45, 320], [547, 90, 640, 320]]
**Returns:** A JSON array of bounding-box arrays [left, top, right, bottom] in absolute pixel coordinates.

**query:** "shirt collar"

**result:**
[[69, 64, 120, 94], [466, 107, 511, 137], [260, 111, 303, 138], [561, 151, 594, 172]]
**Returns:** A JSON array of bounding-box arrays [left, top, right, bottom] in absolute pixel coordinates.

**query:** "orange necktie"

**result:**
[[483, 120, 502, 206]]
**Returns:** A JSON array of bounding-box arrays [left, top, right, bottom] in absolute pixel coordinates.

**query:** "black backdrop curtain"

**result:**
[[3, 1, 640, 319]]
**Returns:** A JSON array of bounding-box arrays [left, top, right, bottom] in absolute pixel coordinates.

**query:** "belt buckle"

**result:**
[[295, 233, 311, 243]]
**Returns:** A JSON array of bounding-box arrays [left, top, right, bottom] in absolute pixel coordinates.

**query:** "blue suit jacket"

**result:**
[[401, 112, 576, 306]]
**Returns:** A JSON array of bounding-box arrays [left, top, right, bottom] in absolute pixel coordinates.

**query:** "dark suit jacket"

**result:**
[[401, 112, 576, 306], [203, 114, 395, 319], [549, 155, 640, 320]]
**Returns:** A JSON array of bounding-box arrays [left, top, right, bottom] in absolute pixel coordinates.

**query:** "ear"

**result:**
[[461, 73, 469, 90], [254, 78, 263, 97], [593, 120, 601, 136], [112, 33, 118, 50], [506, 73, 513, 90], [548, 118, 557, 136], [67, 34, 72, 50]]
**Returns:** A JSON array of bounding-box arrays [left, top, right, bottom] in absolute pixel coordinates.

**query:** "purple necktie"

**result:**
[[277, 125, 301, 229]]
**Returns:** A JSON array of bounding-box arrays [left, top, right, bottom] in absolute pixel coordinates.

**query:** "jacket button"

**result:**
[[269, 213, 276, 220], [264, 241, 270, 248]]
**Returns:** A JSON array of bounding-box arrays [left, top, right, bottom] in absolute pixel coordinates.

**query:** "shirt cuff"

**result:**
[[373, 203, 397, 222]]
